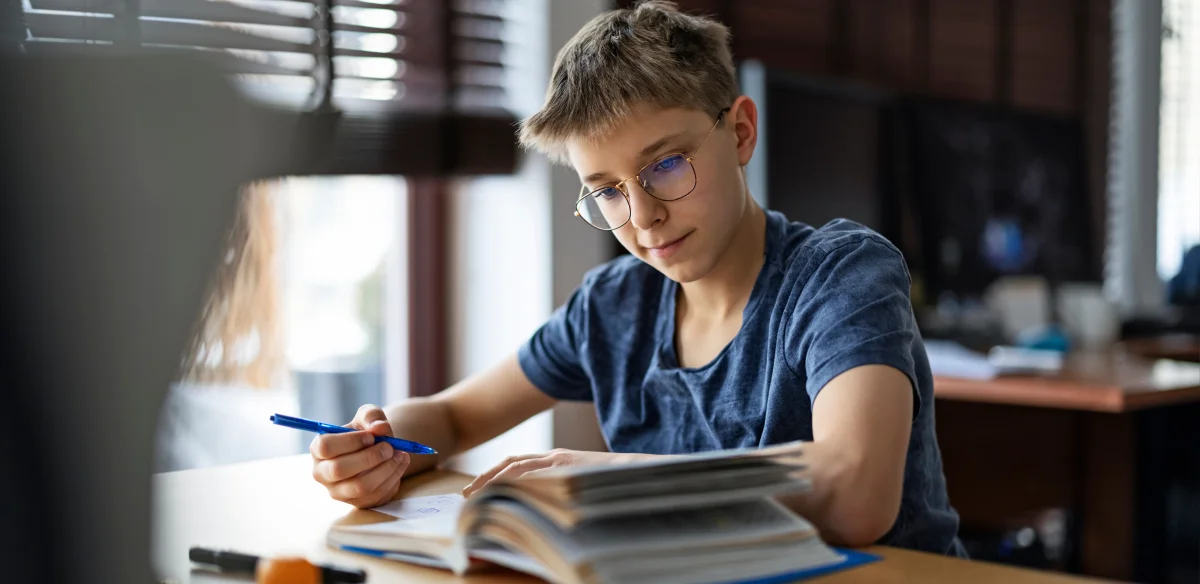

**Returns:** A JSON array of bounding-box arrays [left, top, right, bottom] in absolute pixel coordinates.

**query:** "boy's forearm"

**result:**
[[784, 366, 911, 547], [382, 397, 459, 475], [774, 441, 900, 547]]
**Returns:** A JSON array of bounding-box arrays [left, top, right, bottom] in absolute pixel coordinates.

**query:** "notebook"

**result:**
[[326, 446, 879, 583]]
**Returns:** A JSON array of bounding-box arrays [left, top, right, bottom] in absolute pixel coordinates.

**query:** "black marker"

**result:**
[[189, 547, 366, 583]]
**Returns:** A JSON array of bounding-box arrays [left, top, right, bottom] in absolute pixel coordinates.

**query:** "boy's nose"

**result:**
[[625, 179, 664, 231]]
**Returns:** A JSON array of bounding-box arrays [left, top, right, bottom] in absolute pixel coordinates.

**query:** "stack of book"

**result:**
[[327, 447, 877, 583]]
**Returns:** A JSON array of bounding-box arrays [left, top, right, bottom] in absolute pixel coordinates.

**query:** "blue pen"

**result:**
[[270, 413, 438, 455]]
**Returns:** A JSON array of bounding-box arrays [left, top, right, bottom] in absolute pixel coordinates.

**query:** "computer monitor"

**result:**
[[901, 99, 1100, 303], [739, 63, 907, 247]]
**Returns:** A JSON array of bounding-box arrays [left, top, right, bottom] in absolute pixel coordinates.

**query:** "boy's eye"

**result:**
[[652, 154, 684, 173], [594, 187, 622, 201]]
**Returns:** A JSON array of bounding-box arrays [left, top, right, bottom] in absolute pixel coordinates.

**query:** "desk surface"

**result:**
[[1120, 334, 1200, 363], [153, 455, 1109, 583], [934, 351, 1200, 412]]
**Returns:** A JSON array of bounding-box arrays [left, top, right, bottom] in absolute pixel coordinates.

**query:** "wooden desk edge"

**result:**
[[155, 458, 1118, 583], [934, 377, 1200, 413]]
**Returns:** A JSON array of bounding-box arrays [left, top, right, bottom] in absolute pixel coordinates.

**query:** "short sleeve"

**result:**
[[518, 284, 593, 402], [787, 237, 921, 418]]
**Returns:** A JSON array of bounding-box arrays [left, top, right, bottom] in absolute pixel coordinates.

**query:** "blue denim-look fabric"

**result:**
[[518, 210, 965, 556]]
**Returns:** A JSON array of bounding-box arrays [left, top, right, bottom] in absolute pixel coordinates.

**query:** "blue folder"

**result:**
[[343, 544, 879, 583], [725, 548, 880, 583]]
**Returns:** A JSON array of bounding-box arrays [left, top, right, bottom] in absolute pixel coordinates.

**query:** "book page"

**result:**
[[484, 497, 818, 564], [372, 494, 465, 521], [522, 442, 805, 484], [339, 494, 465, 538]]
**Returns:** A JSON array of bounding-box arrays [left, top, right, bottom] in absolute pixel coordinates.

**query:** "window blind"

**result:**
[[17, 0, 518, 175]]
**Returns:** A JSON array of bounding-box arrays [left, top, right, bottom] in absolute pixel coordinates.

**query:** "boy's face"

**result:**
[[566, 98, 757, 283]]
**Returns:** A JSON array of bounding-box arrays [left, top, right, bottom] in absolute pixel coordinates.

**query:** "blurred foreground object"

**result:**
[[0, 53, 252, 583], [0, 35, 517, 582]]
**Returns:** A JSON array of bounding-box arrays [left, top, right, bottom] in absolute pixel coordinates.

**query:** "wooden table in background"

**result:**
[[932, 350, 1200, 582], [153, 455, 1109, 583], [1119, 334, 1200, 363], [934, 350, 1200, 412]]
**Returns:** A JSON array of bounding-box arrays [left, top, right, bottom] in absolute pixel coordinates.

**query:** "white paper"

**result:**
[[925, 340, 997, 380], [371, 494, 466, 521], [338, 494, 466, 539]]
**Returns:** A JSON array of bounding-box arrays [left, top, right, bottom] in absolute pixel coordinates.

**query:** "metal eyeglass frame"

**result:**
[[574, 107, 731, 231]]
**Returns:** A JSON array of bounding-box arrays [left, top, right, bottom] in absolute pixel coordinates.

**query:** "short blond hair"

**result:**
[[519, 1, 739, 163]]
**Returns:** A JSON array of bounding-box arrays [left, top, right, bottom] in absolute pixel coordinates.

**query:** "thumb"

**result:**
[[358, 406, 393, 437], [367, 418, 394, 437], [348, 404, 391, 435]]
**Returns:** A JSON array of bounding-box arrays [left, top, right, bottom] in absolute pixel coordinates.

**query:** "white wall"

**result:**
[[444, 0, 611, 474], [546, 0, 612, 453]]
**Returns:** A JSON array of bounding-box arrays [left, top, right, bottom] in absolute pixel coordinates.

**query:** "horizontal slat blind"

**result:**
[[20, 0, 511, 112]]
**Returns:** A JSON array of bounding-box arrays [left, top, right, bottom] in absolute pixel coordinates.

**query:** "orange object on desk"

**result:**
[[257, 557, 322, 584], [155, 455, 1115, 583]]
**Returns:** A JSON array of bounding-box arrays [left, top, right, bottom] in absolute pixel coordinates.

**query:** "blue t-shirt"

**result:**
[[518, 210, 963, 556]]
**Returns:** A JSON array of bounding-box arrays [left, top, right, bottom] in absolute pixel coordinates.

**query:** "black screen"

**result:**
[[904, 100, 1098, 299]]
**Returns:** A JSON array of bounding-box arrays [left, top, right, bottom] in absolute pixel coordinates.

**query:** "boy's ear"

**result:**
[[729, 95, 758, 167]]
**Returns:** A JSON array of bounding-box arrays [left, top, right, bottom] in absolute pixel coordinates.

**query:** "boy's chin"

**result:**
[[648, 256, 712, 285]]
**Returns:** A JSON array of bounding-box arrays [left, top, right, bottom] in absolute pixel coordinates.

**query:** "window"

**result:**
[[25, 0, 527, 470], [156, 177, 408, 471], [1158, 0, 1200, 281], [281, 176, 408, 421]]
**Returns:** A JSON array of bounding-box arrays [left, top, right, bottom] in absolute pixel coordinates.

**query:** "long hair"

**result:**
[[180, 181, 283, 388]]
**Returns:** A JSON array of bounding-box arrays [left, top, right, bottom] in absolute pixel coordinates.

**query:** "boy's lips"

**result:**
[[645, 232, 691, 259]]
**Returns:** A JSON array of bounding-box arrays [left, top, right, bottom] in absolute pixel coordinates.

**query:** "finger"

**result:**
[[461, 453, 544, 497], [395, 451, 411, 476], [363, 453, 408, 508], [490, 457, 556, 486], [310, 430, 377, 461], [316, 441, 395, 484], [348, 404, 388, 431], [354, 465, 405, 509], [464, 457, 554, 498], [520, 465, 562, 479], [331, 452, 399, 503], [367, 419, 394, 437]]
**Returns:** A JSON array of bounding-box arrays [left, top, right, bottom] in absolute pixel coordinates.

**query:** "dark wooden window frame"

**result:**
[[406, 178, 449, 398], [400, 2, 518, 399]]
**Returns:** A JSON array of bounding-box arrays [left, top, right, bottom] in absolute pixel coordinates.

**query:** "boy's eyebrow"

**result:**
[[581, 131, 689, 185], [637, 131, 687, 160]]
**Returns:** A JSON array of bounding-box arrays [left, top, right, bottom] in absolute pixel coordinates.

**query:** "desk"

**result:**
[[1120, 334, 1200, 363], [153, 455, 1105, 583], [933, 350, 1200, 412], [932, 352, 1200, 582]]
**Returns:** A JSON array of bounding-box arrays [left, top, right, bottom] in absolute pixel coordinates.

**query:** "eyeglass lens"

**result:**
[[576, 154, 696, 230]]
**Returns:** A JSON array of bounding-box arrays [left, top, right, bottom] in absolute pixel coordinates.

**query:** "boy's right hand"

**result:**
[[310, 404, 410, 509]]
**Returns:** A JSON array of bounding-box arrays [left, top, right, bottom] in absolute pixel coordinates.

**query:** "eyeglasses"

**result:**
[[574, 108, 730, 231]]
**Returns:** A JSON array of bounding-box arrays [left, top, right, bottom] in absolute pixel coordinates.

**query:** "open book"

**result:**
[[327, 447, 873, 583]]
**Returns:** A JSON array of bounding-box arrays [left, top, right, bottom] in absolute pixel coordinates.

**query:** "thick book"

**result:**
[[326, 447, 876, 584]]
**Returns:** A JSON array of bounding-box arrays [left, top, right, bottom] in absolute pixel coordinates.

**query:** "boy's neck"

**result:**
[[678, 200, 767, 320]]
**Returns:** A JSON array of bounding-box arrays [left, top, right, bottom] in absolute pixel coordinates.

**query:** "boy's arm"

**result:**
[[775, 364, 913, 547], [775, 234, 923, 546], [393, 353, 559, 475], [310, 353, 557, 507]]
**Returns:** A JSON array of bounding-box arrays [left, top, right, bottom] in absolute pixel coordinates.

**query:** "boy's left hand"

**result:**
[[462, 449, 655, 498]]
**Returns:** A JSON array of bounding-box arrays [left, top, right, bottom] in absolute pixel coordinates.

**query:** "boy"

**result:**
[[309, 0, 964, 556]]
